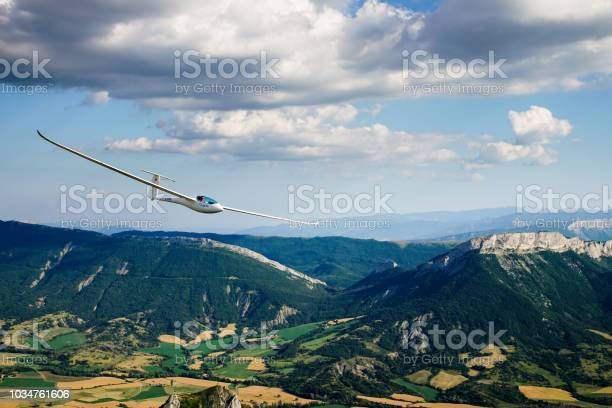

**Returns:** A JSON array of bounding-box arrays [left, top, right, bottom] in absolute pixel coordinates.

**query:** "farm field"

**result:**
[[518, 385, 578, 402], [0, 373, 314, 407]]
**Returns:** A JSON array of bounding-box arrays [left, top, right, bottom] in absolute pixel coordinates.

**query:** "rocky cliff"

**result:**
[[160, 386, 242, 408]]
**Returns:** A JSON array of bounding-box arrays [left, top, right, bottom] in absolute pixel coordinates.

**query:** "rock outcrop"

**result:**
[[116, 262, 129, 275], [200, 238, 326, 286], [333, 357, 382, 379], [160, 394, 180, 408], [426, 232, 612, 274], [31, 242, 73, 288], [467, 232, 612, 259], [264, 305, 298, 328], [160, 386, 242, 408], [77, 265, 103, 292]]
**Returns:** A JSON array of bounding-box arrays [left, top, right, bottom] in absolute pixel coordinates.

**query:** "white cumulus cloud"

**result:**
[[107, 104, 463, 164], [83, 90, 110, 106], [477, 141, 557, 166], [472, 106, 572, 166], [508, 105, 572, 145]]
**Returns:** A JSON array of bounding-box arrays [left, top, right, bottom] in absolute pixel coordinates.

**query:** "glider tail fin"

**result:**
[[140, 170, 176, 200]]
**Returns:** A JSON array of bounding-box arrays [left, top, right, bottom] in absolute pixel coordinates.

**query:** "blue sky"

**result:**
[[1, 0, 611, 233]]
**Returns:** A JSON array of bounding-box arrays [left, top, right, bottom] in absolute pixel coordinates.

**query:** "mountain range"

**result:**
[[239, 208, 612, 242], [279, 232, 612, 405], [1, 220, 611, 406], [0, 221, 328, 331]]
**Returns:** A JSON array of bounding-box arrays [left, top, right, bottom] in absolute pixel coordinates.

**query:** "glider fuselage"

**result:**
[[158, 196, 224, 213]]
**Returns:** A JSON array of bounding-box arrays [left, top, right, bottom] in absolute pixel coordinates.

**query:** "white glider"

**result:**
[[38, 131, 316, 225]]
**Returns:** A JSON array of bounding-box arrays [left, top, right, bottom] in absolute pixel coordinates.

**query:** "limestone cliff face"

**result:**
[[264, 305, 299, 328], [399, 312, 433, 354], [30, 242, 73, 288], [425, 232, 612, 274], [200, 238, 326, 287], [332, 357, 383, 379], [160, 394, 180, 408], [468, 232, 612, 259], [77, 265, 103, 292], [160, 386, 242, 408], [200, 386, 240, 408]]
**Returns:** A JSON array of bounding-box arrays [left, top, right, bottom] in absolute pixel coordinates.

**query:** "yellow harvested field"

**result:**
[[144, 377, 227, 388], [358, 395, 485, 408], [519, 385, 577, 402], [188, 355, 203, 370], [593, 386, 612, 394], [247, 358, 267, 371], [158, 334, 186, 346], [429, 371, 468, 390], [70, 386, 139, 403], [245, 334, 278, 343], [465, 345, 506, 369], [413, 404, 486, 407], [57, 377, 128, 390], [407, 369, 432, 385], [327, 316, 363, 326], [186, 329, 214, 346], [390, 393, 424, 402], [0, 402, 25, 408], [588, 329, 612, 341], [0, 401, 21, 408], [0, 374, 316, 407], [238, 385, 317, 405], [116, 353, 162, 372], [358, 396, 413, 407], [218, 323, 237, 337], [59, 397, 168, 408], [196, 329, 214, 341], [84, 381, 146, 390], [2, 402, 172, 408]]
